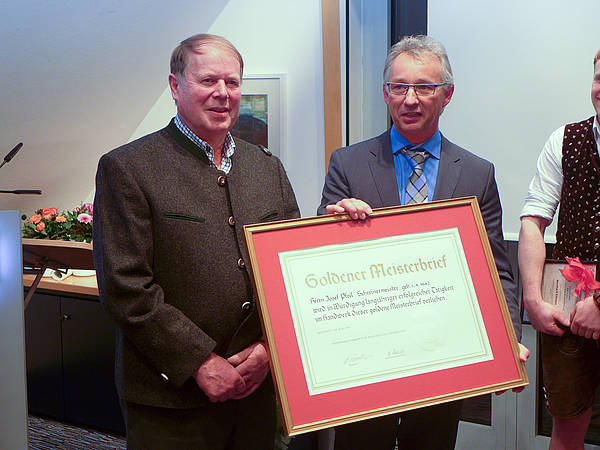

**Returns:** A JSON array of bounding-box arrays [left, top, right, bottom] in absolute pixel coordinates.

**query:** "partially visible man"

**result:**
[[519, 49, 600, 450], [318, 35, 528, 450], [93, 34, 299, 449]]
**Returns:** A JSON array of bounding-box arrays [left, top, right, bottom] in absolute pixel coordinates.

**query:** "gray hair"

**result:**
[[383, 35, 453, 85], [170, 33, 244, 80]]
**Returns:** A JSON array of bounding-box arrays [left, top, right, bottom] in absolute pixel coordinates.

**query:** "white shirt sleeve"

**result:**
[[520, 126, 565, 223]]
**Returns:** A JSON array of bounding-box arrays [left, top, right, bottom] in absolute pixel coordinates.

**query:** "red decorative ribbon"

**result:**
[[560, 257, 600, 297]]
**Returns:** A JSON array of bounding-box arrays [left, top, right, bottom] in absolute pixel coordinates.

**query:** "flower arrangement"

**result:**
[[22, 203, 93, 243]]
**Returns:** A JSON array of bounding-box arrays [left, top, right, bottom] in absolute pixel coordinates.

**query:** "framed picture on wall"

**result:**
[[231, 74, 285, 161]]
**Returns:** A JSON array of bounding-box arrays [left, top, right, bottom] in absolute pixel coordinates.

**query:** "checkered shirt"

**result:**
[[174, 115, 235, 174]]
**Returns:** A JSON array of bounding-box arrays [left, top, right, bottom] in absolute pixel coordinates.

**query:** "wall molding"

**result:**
[[321, 0, 343, 171]]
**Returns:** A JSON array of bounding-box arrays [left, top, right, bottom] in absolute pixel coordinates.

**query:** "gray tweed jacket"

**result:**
[[93, 120, 299, 408]]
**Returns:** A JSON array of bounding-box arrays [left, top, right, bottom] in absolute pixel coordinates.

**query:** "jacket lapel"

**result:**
[[433, 135, 462, 201], [368, 131, 401, 207]]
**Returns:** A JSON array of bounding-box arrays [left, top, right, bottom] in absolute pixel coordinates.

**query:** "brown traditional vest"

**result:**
[[552, 116, 600, 260]]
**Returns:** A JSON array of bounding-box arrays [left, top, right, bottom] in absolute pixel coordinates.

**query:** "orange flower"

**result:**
[[36, 222, 46, 232], [55, 216, 67, 223], [29, 214, 42, 224], [41, 208, 58, 220]]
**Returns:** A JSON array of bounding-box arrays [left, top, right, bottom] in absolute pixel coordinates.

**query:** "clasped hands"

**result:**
[[529, 295, 600, 340], [194, 341, 270, 402]]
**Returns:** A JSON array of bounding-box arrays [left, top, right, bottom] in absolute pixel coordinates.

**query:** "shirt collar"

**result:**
[[594, 115, 600, 142], [390, 126, 441, 159], [173, 114, 236, 158]]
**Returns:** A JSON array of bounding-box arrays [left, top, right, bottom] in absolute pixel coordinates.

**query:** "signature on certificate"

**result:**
[[384, 348, 405, 359], [343, 353, 370, 367]]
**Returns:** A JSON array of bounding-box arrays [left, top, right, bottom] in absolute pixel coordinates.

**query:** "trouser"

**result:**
[[334, 400, 463, 450], [122, 377, 276, 450]]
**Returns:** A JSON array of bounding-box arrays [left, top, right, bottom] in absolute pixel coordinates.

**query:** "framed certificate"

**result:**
[[243, 197, 527, 435], [541, 259, 598, 316]]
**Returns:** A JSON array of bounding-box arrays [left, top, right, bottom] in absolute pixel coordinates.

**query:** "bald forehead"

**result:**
[[194, 42, 232, 56], [189, 43, 241, 73]]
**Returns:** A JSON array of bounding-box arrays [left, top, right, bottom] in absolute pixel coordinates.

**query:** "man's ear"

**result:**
[[443, 84, 454, 108], [168, 73, 180, 105], [383, 83, 391, 106]]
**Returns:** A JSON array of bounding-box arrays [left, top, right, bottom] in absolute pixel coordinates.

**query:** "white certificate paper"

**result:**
[[278, 227, 493, 396]]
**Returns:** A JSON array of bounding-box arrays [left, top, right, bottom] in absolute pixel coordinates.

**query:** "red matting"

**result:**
[[244, 198, 526, 435]]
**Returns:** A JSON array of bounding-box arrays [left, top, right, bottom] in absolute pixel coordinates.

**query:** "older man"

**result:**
[[318, 35, 527, 450], [519, 49, 600, 450], [93, 34, 299, 449]]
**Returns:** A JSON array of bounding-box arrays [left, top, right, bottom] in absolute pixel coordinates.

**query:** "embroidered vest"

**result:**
[[552, 116, 600, 260]]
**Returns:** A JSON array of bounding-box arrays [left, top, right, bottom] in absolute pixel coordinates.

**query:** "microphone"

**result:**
[[0, 142, 24, 169], [0, 142, 42, 194]]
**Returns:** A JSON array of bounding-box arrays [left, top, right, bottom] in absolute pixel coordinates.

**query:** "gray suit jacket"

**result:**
[[318, 130, 521, 339]]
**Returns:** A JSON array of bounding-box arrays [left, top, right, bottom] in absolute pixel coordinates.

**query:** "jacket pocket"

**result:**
[[258, 210, 279, 222], [163, 212, 205, 223]]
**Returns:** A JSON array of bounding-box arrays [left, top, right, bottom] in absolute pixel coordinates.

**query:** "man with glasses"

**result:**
[[318, 35, 527, 449], [519, 49, 600, 450]]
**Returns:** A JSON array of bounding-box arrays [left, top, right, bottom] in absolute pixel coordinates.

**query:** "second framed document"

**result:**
[[243, 197, 528, 435], [541, 259, 598, 315]]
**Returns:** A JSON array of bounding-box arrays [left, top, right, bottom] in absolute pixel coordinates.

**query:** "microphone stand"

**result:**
[[0, 190, 42, 195]]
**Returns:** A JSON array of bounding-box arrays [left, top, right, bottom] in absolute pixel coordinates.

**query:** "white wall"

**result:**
[[429, 0, 600, 240], [347, 0, 389, 145], [0, 0, 325, 218]]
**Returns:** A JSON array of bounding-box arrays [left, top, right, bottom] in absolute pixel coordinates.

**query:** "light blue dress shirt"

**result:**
[[390, 127, 442, 204]]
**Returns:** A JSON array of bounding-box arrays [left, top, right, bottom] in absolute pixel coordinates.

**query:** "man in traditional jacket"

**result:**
[[93, 33, 299, 449], [519, 49, 600, 449]]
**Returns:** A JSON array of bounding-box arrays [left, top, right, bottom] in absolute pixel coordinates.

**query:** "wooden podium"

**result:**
[[23, 238, 94, 308]]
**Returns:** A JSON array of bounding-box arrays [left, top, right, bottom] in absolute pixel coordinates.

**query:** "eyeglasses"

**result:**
[[385, 82, 447, 96]]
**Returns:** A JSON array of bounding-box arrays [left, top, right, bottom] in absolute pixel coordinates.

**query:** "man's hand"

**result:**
[[325, 198, 372, 220], [227, 341, 271, 399], [519, 216, 567, 334], [570, 296, 600, 339], [518, 342, 530, 363], [526, 300, 570, 335], [194, 353, 246, 402], [511, 343, 530, 393], [495, 343, 530, 395]]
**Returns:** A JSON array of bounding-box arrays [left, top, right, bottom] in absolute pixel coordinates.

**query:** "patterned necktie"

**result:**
[[403, 146, 430, 204]]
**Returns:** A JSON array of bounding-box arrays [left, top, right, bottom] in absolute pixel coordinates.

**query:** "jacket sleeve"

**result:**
[[317, 149, 351, 215], [92, 153, 217, 387], [276, 156, 300, 220], [479, 164, 522, 341]]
